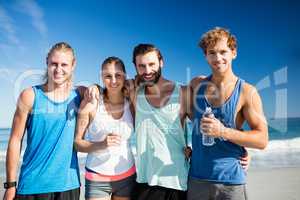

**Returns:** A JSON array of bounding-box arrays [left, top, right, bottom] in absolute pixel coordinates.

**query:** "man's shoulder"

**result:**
[[240, 81, 257, 95], [239, 80, 260, 107]]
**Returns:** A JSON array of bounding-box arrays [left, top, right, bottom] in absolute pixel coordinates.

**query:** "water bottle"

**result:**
[[202, 107, 215, 146]]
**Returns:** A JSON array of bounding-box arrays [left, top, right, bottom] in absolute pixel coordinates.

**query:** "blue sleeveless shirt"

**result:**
[[17, 85, 81, 194], [189, 76, 247, 184]]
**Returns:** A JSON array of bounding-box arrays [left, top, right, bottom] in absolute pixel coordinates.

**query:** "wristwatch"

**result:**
[[3, 181, 16, 189]]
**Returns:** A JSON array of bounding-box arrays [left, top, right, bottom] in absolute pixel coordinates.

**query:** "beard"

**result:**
[[138, 67, 162, 87]]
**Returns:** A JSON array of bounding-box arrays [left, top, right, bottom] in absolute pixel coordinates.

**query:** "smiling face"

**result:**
[[205, 38, 236, 74], [47, 50, 75, 86], [135, 51, 163, 86], [102, 62, 126, 93]]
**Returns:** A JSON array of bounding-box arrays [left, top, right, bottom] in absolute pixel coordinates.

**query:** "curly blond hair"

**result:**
[[199, 27, 237, 54]]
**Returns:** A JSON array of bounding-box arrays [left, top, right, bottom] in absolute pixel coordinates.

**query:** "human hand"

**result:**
[[183, 146, 192, 160], [104, 133, 121, 147], [200, 116, 227, 138], [85, 85, 99, 104], [3, 187, 16, 200], [240, 150, 251, 171]]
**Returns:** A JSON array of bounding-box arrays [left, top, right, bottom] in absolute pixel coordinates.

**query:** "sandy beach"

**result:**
[[0, 167, 299, 199], [247, 167, 300, 200]]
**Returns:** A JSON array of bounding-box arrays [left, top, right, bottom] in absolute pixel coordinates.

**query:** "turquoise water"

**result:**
[[1, 118, 300, 177]]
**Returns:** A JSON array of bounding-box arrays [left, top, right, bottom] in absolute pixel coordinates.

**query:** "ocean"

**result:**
[[1, 118, 300, 179]]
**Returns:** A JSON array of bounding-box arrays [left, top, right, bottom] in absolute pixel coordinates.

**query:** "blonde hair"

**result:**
[[199, 27, 237, 54], [44, 42, 75, 83]]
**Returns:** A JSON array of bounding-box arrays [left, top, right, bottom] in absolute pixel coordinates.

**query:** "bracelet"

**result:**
[[3, 181, 16, 189]]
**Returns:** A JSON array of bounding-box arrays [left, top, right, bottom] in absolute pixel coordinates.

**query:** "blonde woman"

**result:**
[[4, 42, 84, 200]]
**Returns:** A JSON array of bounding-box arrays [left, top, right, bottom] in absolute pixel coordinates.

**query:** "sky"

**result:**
[[0, 0, 299, 127]]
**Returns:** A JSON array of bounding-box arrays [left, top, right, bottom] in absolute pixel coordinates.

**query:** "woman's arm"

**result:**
[[4, 88, 34, 200], [74, 92, 121, 153]]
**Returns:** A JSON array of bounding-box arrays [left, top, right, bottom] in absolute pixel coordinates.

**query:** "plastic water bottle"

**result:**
[[202, 107, 215, 146]]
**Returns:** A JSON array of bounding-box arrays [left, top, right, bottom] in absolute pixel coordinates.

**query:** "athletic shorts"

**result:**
[[85, 173, 137, 198], [15, 187, 80, 200], [134, 183, 187, 200], [187, 177, 248, 200]]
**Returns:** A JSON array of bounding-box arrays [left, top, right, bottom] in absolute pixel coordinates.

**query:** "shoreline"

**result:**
[[1, 166, 299, 199]]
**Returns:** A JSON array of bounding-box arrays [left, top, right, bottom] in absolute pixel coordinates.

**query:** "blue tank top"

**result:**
[[17, 85, 81, 194], [189, 76, 247, 184]]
